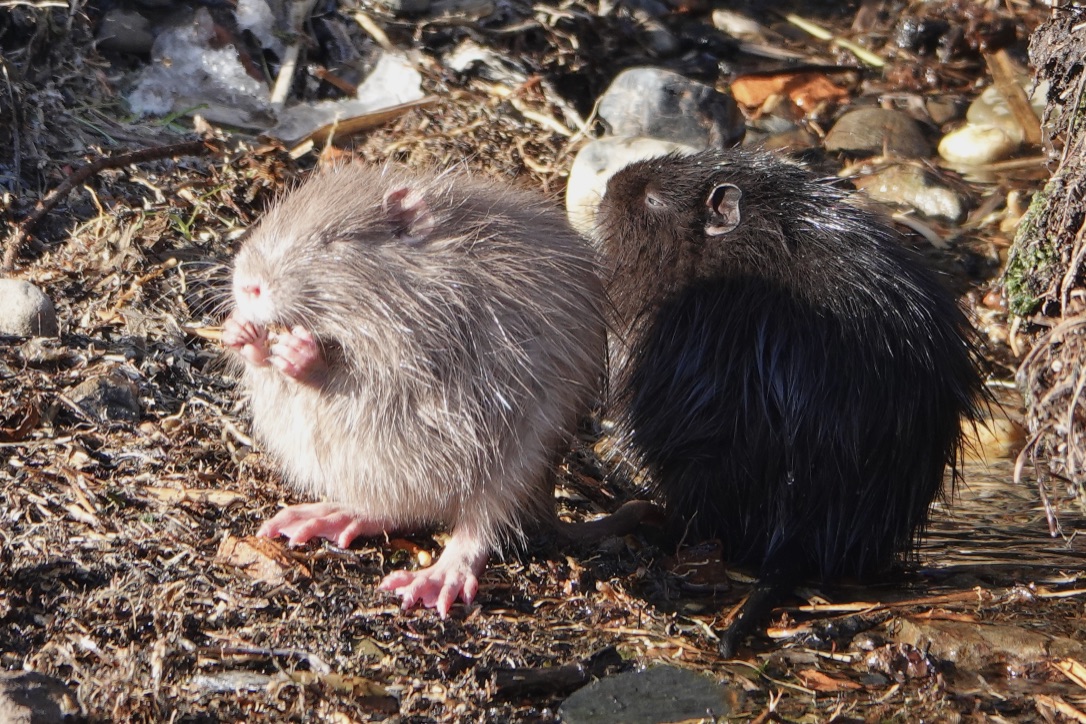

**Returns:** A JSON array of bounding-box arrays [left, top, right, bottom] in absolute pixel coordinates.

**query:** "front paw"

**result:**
[[268, 326, 328, 387], [222, 314, 270, 366]]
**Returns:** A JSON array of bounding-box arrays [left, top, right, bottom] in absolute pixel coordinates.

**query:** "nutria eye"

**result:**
[[645, 192, 665, 209]]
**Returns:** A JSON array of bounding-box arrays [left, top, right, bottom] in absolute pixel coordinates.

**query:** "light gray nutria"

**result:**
[[596, 148, 985, 653], [222, 162, 605, 616]]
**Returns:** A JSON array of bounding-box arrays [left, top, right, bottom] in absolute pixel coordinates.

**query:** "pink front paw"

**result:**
[[258, 502, 385, 549], [222, 313, 270, 367], [268, 326, 327, 386]]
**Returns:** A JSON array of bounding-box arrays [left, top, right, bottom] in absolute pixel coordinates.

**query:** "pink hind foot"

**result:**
[[258, 502, 388, 549], [379, 526, 490, 618]]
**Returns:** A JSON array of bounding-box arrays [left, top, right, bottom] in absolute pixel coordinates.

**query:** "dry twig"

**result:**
[[2, 140, 213, 272]]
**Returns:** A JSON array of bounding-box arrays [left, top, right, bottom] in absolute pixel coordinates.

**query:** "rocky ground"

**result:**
[[1, 0, 1084, 721]]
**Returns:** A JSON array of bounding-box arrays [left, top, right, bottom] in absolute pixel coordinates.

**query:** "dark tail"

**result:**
[[717, 582, 784, 658]]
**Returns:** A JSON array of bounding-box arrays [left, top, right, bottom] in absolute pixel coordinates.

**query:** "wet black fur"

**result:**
[[599, 148, 984, 585]]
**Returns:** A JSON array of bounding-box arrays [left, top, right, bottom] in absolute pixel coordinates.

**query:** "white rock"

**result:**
[[938, 123, 1019, 166], [712, 9, 767, 41], [0, 279, 58, 337], [965, 80, 1049, 144], [565, 136, 698, 237]]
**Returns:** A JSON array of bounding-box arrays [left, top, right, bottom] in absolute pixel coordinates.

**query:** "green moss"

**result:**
[[1004, 184, 1060, 317]]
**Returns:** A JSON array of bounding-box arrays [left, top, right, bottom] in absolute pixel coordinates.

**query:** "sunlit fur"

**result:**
[[228, 163, 605, 555], [598, 148, 984, 583]]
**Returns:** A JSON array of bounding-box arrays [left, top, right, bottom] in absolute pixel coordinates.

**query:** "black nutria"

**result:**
[[223, 162, 605, 616], [596, 148, 984, 653]]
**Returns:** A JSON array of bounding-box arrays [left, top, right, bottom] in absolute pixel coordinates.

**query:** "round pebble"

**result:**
[[825, 107, 931, 159], [0, 279, 59, 337], [852, 164, 967, 223], [938, 124, 1019, 166]]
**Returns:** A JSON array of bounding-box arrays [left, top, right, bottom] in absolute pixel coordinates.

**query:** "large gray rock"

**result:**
[[598, 68, 745, 150], [0, 280, 58, 337], [0, 671, 81, 724], [559, 665, 735, 723]]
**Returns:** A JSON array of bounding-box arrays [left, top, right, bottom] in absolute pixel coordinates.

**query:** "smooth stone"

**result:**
[[96, 8, 154, 54], [938, 123, 1019, 166], [851, 164, 966, 223], [0, 671, 81, 723], [824, 107, 931, 159], [69, 373, 142, 424], [891, 619, 1086, 671], [0, 279, 59, 337], [632, 12, 679, 57], [597, 67, 745, 150], [926, 95, 968, 126], [559, 665, 734, 723], [566, 136, 699, 237], [757, 127, 819, 152], [965, 80, 1048, 145]]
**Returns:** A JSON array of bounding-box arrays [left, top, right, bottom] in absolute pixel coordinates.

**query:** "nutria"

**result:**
[[596, 148, 984, 652], [222, 162, 606, 616]]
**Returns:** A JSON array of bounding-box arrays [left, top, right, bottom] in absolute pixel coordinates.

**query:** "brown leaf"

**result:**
[[730, 72, 849, 112], [215, 535, 311, 585], [0, 401, 40, 442], [666, 539, 730, 588], [797, 669, 864, 692], [144, 486, 246, 507]]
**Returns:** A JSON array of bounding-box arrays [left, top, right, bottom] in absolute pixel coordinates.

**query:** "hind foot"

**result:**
[[258, 502, 387, 549], [379, 526, 489, 618]]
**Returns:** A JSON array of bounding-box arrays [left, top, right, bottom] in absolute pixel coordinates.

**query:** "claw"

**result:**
[[258, 503, 385, 548], [378, 527, 489, 617], [267, 326, 327, 386]]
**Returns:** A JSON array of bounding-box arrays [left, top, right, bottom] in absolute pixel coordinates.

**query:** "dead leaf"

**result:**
[[797, 669, 864, 692], [145, 486, 246, 507], [730, 72, 849, 112], [216, 535, 311, 585], [666, 540, 730, 588], [1054, 658, 1086, 690], [0, 401, 40, 442]]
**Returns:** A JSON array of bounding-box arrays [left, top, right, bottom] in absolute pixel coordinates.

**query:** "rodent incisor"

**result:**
[[222, 162, 605, 616], [597, 148, 984, 649]]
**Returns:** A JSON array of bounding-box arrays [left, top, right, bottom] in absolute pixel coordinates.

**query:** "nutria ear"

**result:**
[[705, 183, 742, 236], [383, 186, 436, 243]]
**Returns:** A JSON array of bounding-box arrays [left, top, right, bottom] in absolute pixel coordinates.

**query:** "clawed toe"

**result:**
[[379, 564, 480, 618]]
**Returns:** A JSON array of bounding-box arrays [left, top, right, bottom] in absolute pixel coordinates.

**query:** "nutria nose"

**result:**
[[240, 282, 262, 301]]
